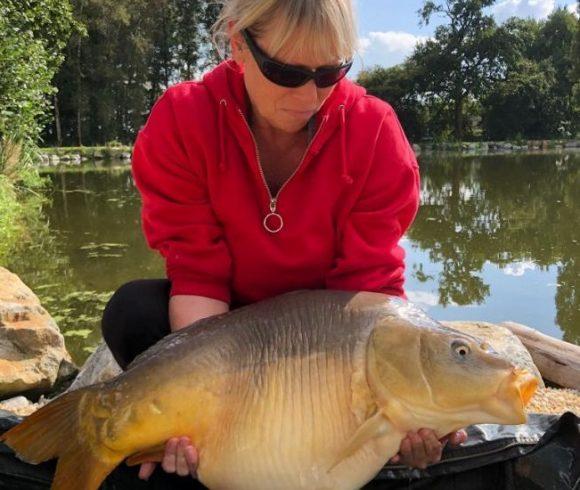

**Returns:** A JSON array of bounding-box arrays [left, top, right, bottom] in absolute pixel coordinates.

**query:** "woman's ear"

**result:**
[[227, 21, 246, 67]]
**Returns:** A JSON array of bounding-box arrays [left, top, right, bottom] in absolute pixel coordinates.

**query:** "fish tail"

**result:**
[[0, 389, 121, 490], [52, 446, 117, 490]]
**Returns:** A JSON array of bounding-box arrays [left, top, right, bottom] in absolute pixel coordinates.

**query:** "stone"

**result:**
[[0, 396, 43, 417], [527, 387, 580, 415], [66, 341, 121, 392], [442, 321, 544, 387], [0, 267, 77, 399]]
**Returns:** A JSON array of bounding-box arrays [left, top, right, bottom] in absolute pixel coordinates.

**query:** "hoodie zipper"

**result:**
[[238, 108, 325, 234]]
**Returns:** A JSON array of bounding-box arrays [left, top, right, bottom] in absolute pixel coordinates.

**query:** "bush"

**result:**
[[0, 0, 79, 177]]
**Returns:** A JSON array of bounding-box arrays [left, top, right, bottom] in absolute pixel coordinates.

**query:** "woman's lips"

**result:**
[[284, 109, 316, 118]]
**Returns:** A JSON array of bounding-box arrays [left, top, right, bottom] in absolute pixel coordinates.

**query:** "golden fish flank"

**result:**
[[0, 290, 539, 490]]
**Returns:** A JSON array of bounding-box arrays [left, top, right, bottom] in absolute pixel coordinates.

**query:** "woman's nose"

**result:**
[[290, 79, 319, 106]]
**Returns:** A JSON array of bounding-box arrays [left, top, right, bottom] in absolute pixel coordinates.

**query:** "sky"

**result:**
[[351, 0, 578, 77]]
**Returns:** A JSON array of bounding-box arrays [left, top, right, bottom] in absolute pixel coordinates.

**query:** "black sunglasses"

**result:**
[[241, 29, 353, 88]]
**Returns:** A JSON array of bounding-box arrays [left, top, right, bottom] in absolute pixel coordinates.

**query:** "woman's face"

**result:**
[[231, 27, 339, 134]]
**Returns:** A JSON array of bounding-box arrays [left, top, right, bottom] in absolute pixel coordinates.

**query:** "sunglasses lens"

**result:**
[[315, 65, 352, 88], [262, 61, 310, 88]]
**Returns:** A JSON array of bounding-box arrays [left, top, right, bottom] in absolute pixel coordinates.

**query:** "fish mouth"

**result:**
[[483, 367, 539, 424], [516, 368, 538, 406]]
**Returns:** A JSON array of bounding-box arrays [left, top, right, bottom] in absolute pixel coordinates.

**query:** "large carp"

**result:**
[[1, 290, 538, 490]]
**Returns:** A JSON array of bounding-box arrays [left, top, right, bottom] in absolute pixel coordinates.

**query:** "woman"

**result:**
[[101, 0, 467, 483]]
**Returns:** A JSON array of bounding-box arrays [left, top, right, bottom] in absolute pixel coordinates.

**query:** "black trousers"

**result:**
[[101, 279, 174, 370]]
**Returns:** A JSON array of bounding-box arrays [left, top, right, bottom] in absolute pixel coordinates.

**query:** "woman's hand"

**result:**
[[138, 436, 199, 480], [389, 429, 467, 469]]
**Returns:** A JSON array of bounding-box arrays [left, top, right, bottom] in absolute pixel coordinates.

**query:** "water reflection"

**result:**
[[3, 153, 579, 363], [5, 167, 164, 364], [410, 152, 579, 343]]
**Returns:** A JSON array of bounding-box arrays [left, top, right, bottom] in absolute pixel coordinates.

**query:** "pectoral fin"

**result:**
[[328, 410, 391, 471], [125, 444, 166, 466]]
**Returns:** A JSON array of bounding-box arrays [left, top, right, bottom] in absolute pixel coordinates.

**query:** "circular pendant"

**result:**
[[263, 212, 284, 233]]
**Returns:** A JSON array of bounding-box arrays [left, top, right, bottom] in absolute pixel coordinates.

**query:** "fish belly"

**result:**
[[197, 350, 400, 490]]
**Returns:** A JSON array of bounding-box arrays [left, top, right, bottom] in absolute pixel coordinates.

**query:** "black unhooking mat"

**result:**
[[0, 409, 578, 489]]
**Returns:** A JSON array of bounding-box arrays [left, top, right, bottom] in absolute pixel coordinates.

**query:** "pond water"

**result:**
[[4, 151, 579, 365]]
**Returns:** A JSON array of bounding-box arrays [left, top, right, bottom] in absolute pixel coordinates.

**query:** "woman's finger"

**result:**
[[175, 438, 191, 477], [448, 429, 468, 446], [161, 437, 179, 473], [185, 444, 199, 476], [409, 431, 428, 469], [138, 462, 156, 480], [420, 429, 443, 463], [398, 436, 413, 465]]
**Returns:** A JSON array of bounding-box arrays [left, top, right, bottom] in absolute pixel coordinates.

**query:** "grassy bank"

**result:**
[[416, 139, 580, 153], [39, 145, 132, 165], [37, 138, 579, 165], [0, 138, 49, 263], [0, 163, 47, 265]]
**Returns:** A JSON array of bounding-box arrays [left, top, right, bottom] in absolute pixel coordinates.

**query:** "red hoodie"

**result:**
[[132, 60, 420, 307]]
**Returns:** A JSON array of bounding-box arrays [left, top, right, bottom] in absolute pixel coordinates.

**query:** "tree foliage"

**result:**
[[482, 9, 578, 139], [45, 0, 220, 147], [573, 4, 580, 113], [357, 63, 427, 141], [0, 0, 79, 171], [357, 2, 579, 141], [413, 0, 505, 140]]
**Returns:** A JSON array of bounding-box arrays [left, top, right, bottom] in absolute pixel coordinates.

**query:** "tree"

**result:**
[[44, 0, 220, 147], [536, 8, 578, 137], [482, 59, 556, 139], [412, 0, 506, 140], [0, 0, 79, 170], [572, 5, 580, 119], [482, 10, 578, 139], [357, 62, 427, 141]]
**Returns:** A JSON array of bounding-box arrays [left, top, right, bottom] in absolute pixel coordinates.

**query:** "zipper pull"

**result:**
[[269, 198, 277, 212], [263, 197, 283, 233]]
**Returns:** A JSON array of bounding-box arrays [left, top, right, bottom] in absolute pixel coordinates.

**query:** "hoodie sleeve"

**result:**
[[131, 89, 232, 303], [325, 108, 420, 298]]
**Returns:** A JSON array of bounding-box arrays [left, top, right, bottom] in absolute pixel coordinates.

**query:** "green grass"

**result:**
[[0, 176, 48, 265], [0, 178, 20, 261]]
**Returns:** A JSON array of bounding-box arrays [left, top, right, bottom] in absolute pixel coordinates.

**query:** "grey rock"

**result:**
[[66, 341, 121, 392]]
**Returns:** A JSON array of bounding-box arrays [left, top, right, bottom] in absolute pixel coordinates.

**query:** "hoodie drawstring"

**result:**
[[218, 99, 227, 172], [338, 104, 353, 185]]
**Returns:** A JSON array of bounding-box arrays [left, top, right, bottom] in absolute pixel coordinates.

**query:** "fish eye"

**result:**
[[451, 340, 471, 358]]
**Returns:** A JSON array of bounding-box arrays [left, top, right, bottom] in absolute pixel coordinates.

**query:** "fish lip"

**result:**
[[515, 368, 539, 406], [484, 368, 539, 424]]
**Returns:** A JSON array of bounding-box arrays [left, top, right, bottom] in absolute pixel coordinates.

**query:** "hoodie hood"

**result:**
[[202, 60, 367, 184]]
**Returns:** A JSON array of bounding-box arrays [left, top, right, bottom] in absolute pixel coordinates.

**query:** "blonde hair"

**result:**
[[212, 0, 357, 63]]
